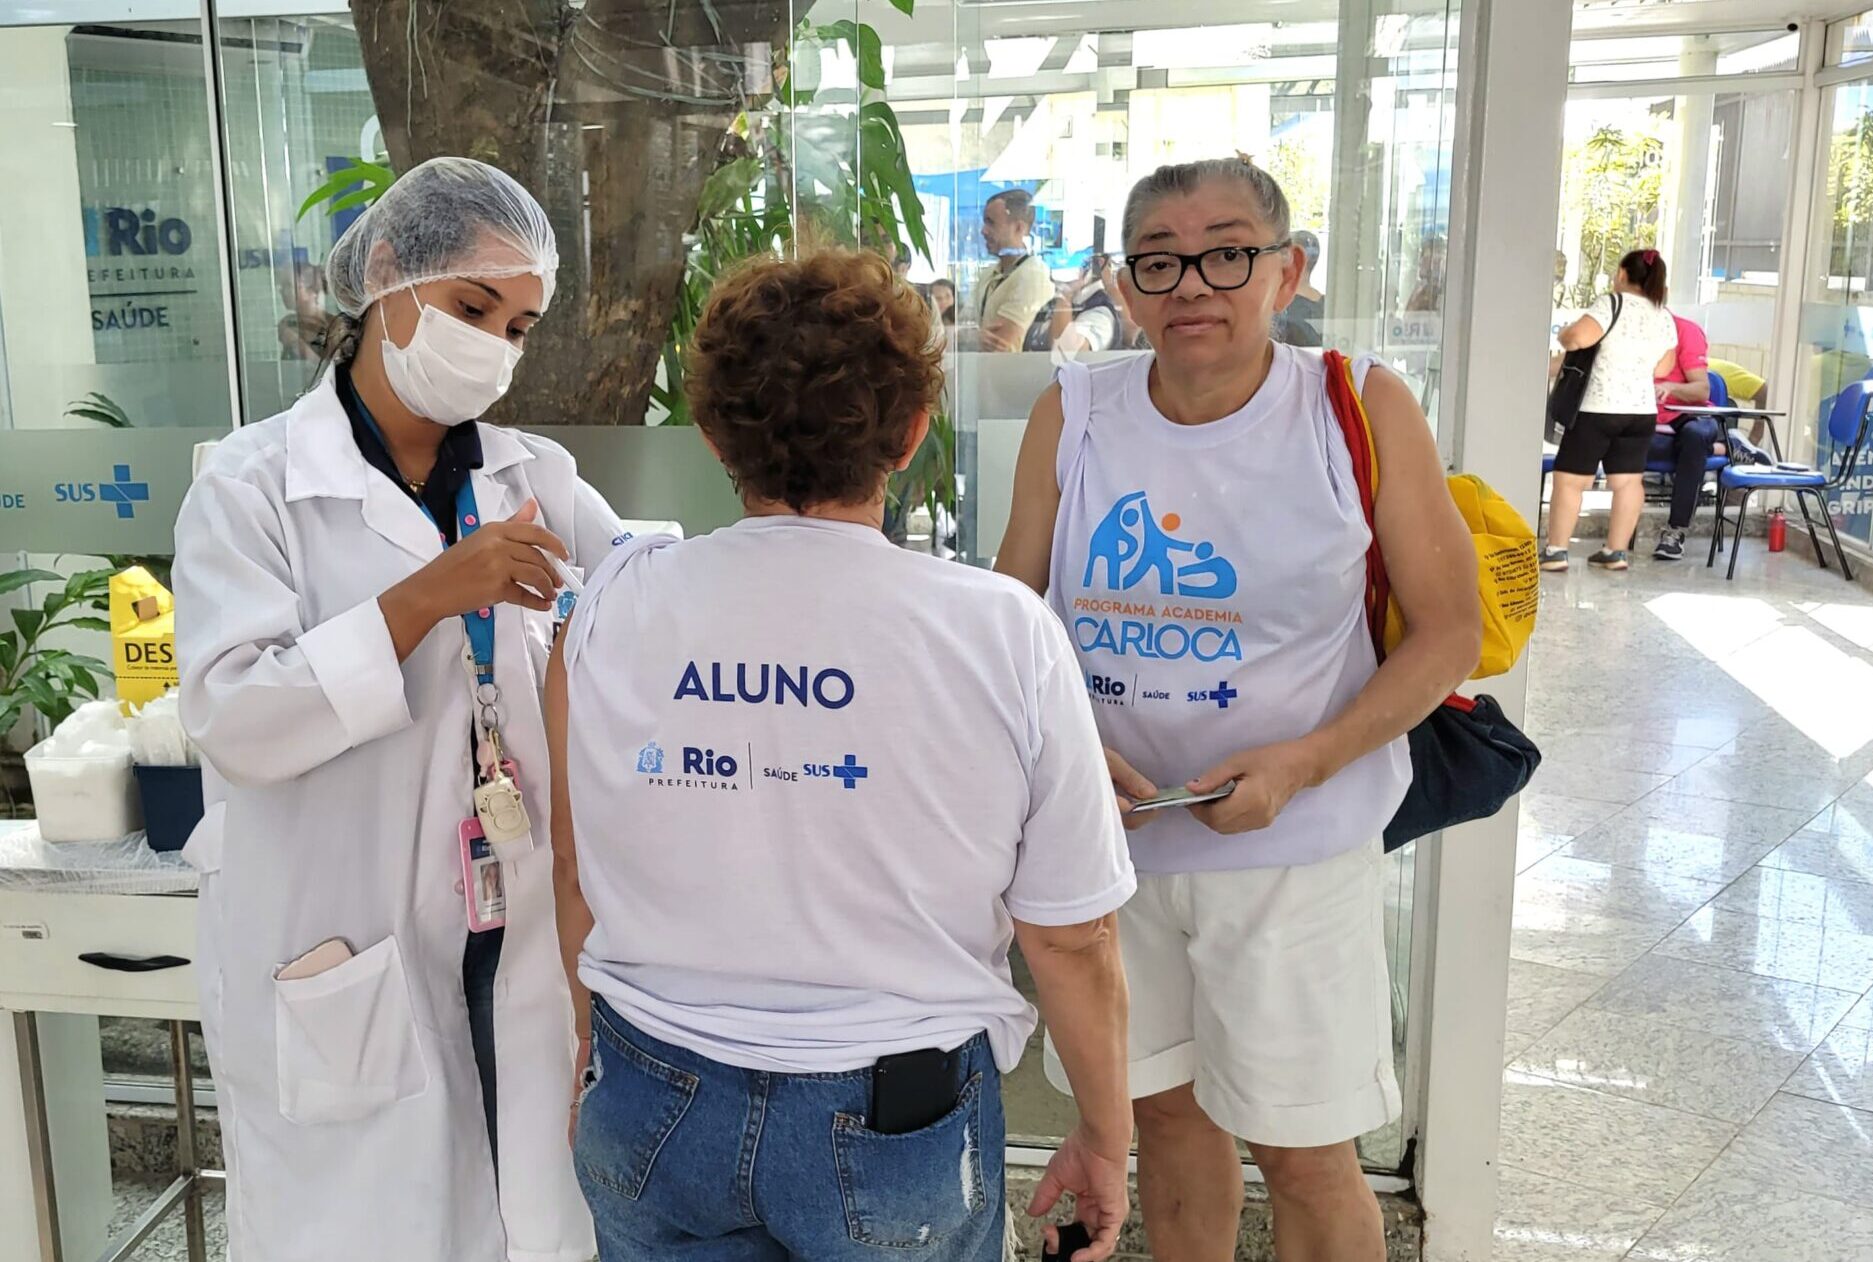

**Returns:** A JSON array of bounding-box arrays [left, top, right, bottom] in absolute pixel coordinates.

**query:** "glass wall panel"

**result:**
[[1830, 11, 1873, 69], [0, 18, 234, 432], [1569, 30, 1798, 85], [1796, 82, 1873, 545], [893, 0, 1462, 1170], [215, 13, 373, 422], [194, 0, 1459, 1177], [1553, 89, 1794, 409]]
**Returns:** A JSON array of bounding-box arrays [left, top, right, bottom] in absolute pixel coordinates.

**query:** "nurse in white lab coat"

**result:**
[[174, 158, 616, 1262]]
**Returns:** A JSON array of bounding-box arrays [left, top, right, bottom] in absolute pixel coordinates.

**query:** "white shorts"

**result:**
[[1046, 839, 1400, 1149]]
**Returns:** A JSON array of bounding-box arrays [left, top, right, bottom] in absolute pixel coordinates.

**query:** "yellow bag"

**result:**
[[109, 566, 178, 713], [1324, 351, 1538, 679]]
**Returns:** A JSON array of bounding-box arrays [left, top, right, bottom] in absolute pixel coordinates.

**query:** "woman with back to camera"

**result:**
[[174, 157, 635, 1262], [1545, 248, 1681, 572], [548, 247, 1137, 1262], [997, 158, 1480, 1262]]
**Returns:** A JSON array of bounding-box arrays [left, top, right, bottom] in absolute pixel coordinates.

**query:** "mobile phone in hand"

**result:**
[[1043, 1221, 1093, 1262], [1127, 783, 1234, 813]]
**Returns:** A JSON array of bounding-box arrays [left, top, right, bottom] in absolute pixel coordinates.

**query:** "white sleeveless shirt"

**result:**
[[1047, 344, 1411, 874]]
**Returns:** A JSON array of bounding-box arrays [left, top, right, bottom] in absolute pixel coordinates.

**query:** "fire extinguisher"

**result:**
[[1769, 508, 1788, 553]]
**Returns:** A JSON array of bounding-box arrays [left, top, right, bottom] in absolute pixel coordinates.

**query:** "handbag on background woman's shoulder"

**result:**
[[1322, 350, 1543, 852], [1546, 291, 1622, 436]]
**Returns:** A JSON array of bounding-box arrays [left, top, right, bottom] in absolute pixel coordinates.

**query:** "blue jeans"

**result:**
[[574, 997, 1006, 1262], [1649, 417, 1724, 529]]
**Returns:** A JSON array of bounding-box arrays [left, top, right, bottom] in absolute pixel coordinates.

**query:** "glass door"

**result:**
[[1797, 75, 1873, 542], [1553, 85, 1796, 410], [214, 12, 374, 423], [903, 0, 1463, 1173], [0, 15, 235, 433]]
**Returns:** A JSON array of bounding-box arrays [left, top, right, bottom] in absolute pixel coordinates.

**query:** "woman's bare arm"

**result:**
[[1557, 314, 1605, 352], [994, 384, 1068, 593]]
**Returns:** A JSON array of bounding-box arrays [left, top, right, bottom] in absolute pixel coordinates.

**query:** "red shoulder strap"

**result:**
[[1322, 350, 1390, 662]]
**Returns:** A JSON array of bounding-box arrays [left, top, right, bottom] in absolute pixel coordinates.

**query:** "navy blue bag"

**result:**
[[1325, 351, 1542, 852]]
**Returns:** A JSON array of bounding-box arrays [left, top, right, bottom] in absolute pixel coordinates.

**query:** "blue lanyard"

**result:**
[[414, 480, 496, 687], [349, 392, 496, 687]]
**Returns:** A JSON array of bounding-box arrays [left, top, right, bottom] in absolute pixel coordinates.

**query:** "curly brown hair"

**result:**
[[685, 248, 943, 511]]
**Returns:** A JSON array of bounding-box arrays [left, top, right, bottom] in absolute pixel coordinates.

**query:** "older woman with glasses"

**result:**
[[998, 158, 1480, 1262]]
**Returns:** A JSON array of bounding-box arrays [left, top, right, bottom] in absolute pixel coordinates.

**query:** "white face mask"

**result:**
[[380, 293, 523, 425]]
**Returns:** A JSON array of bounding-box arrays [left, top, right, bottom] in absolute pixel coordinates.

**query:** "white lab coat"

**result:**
[[174, 374, 634, 1262]]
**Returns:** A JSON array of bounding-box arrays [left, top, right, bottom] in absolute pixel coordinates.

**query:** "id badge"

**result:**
[[459, 820, 507, 932]]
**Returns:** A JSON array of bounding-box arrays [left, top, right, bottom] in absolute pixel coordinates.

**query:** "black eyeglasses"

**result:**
[[1125, 242, 1292, 295]]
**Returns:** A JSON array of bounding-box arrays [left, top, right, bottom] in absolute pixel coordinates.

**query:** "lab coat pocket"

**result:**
[[273, 936, 429, 1126]]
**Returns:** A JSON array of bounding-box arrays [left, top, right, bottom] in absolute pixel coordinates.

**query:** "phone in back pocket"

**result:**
[[869, 1047, 963, 1135]]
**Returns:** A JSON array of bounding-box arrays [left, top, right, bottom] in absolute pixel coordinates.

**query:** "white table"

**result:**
[[0, 822, 208, 1262], [1665, 404, 1792, 459], [1662, 405, 1787, 417]]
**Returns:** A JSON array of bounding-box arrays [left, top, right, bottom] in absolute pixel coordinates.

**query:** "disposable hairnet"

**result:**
[[326, 156, 559, 317]]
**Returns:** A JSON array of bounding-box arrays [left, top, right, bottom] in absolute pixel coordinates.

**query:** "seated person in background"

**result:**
[[1273, 230, 1324, 347], [1706, 357, 1767, 408], [1030, 285, 1073, 353], [970, 188, 1056, 352], [928, 277, 959, 352], [1650, 310, 1719, 561], [1053, 253, 1125, 358], [931, 277, 958, 328], [1705, 355, 1775, 447]]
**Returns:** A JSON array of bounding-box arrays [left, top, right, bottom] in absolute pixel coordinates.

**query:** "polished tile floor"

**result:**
[[1498, 528, 1873, 1260]]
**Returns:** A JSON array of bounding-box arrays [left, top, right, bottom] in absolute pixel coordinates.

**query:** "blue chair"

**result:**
[[1707, 379, 1873, 580]]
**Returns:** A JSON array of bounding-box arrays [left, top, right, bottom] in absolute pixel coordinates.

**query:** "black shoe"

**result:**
[[1540, 546, 1569, 572], [1589, 549, 1630, 571], [1654, 529, 1686, 561]]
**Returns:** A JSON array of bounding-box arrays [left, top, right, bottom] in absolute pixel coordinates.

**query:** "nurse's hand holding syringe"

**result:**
[[380, 498, 570, 661]]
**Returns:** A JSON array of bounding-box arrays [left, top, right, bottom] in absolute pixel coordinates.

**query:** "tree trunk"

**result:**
[[349, 0, 791, 425]]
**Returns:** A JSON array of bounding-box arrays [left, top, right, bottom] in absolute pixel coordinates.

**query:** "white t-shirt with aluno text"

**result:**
[[561, 516, 1136, 1074]]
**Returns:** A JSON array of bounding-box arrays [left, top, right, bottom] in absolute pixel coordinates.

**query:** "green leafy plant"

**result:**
[[1560, 124, 1664, 308], [0, 568, 114, 741], [651, 10, 931, 411], [884, 406, 956, 540], [297, 157, 396, 222], [64, 392, 132, 428], [1828, 107, 1873, 282], [652, 1, 953, 528]]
